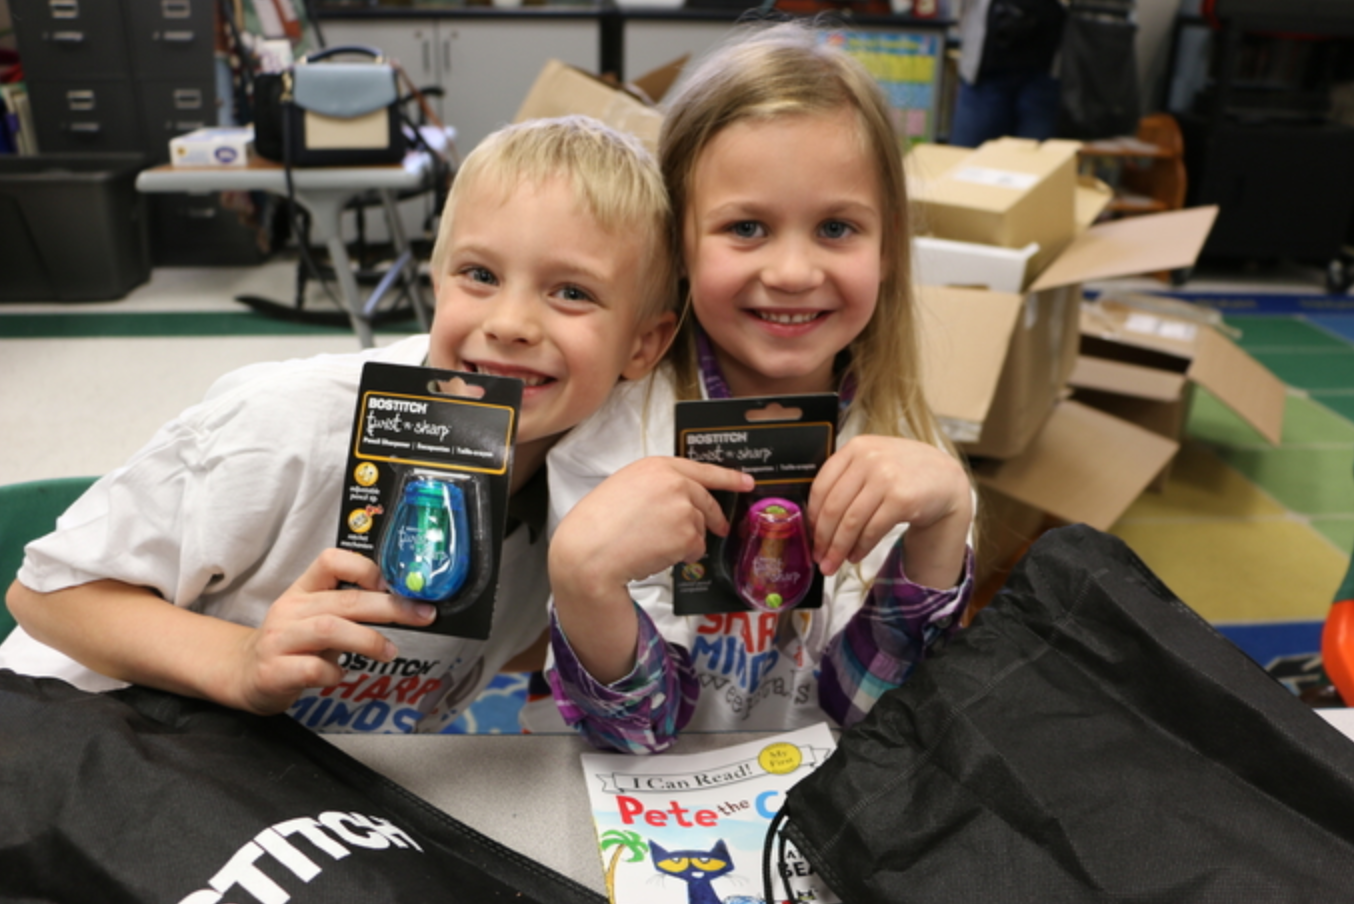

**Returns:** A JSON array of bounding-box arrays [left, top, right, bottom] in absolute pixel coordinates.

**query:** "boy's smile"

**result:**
[[683, 108, 883, 398], [429, 175, 670, 474]]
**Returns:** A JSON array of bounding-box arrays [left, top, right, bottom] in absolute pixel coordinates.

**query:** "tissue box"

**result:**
[[170, 127, 253, 167]]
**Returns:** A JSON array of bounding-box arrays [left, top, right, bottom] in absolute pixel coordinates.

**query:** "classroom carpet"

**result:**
[[3, 270, 1353, 725], [1108, 301, 1354, 695]]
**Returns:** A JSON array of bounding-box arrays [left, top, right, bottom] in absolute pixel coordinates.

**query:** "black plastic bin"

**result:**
[[0, 153, 150, 302]]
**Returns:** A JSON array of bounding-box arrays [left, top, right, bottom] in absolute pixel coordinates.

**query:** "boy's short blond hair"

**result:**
[[430, 115, 678, 323]]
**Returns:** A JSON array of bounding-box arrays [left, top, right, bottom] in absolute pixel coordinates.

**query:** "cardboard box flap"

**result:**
[[1079, 298, 1286, 445], [1080, 302, 1198, 361], [627, 55, 689, 106], [515, 59, 664, 151], [917, 284, 1025, 437], [974, 400, 1179, 531], [1191, 327, 1286, 445], [1029, 206, 1219, 292], [1070, 355, 1188, 402]]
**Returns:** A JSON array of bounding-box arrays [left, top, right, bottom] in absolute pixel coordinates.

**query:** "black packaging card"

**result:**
[[673, 394, 838, 616], [336, 363, 521, 639]]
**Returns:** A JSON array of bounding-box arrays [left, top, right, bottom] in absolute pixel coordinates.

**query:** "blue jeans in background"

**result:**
[[948, 71, 1062, 148]]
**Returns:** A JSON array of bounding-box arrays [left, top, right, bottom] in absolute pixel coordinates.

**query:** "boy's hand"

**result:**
[[227, 548, 436, 715], [808, 436, 972, 586], [550, 457, 753, 683]]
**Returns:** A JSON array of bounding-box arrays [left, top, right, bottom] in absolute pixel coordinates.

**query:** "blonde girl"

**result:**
[[540, 22, 975, 753]]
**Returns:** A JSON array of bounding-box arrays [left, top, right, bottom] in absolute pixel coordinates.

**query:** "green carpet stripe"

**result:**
[[0, 311, 419, 339]]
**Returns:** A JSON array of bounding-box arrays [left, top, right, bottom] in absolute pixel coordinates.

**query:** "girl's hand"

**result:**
[[226, 548, 436, 715], [550, 457, 754, 682], [808, 436, 972, 587]]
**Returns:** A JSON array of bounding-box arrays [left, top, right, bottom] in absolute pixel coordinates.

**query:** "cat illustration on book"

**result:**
[[651, 839, 765, 904]]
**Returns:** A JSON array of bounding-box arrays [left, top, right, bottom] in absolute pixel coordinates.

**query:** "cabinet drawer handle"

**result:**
[[161, 30, 195, 42], [173, 88, 203, 108], [175, 120, 206, 131], [50, 30, 85, 43], [66, 89, 96, 110], [68, 122, 101, 134], [162, 0, 191, 18], [49, 0, 79, 19]]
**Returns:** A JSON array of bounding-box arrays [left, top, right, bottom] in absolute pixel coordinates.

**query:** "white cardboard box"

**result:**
[[170, 127, 253, 168]]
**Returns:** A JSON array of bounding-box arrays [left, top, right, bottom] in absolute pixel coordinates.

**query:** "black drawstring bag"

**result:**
[[0, 673, 604, 904], [768, 524, 1354, 903], [1057, 1, 1141, 139]]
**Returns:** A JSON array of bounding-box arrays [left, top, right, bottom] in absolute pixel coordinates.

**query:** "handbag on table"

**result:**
[[255, 44, 407, 167]]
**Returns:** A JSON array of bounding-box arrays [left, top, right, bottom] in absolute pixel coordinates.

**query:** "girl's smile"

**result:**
[[683, 107, 883, 398]]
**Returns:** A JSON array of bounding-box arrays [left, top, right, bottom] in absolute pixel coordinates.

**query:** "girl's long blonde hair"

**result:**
[[659, 21, 948, 450]]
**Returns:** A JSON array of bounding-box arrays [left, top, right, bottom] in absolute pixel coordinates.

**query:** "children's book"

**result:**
[[579, 722, 840, 904]]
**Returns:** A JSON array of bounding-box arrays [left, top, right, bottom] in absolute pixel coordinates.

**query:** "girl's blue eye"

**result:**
[[820, 220, 852, 240], [730, 221, 763, 239], [465, 266, 496, 285]]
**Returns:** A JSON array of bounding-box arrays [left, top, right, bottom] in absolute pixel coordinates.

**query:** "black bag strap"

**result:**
[[303, 44, 386, 65]]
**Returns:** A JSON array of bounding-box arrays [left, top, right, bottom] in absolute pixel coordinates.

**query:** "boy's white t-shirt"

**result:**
[[539, 366, 902, 735], [0, 334, 549, 734]]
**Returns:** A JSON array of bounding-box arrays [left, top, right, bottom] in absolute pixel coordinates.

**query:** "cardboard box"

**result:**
[[917, 205, 1221, 460], [514, 57, 686, 153], [1069, 291, 1286, 488], [910, 137, 1082, 280]]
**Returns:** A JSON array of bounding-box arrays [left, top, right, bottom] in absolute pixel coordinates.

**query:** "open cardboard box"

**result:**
[[910, 137, 1083, 280], [1068, 291, 1286, 489], [514, 56, 687, 153], [917, 205, 1221, 460]]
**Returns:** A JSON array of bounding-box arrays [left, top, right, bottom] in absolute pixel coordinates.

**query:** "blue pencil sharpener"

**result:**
[[380, 477, 472, 602]]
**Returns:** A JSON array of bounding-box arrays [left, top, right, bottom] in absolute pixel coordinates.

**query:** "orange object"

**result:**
[[1321, 599, 1354, 704]]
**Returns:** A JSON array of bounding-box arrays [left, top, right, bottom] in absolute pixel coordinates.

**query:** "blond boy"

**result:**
[[1, 116, 678, 734]]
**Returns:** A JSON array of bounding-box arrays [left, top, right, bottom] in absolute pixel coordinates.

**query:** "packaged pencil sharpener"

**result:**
[[672, 393, 837, 616], [335, 362, 521, 639]]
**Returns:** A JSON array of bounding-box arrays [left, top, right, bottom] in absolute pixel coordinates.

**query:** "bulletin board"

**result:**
[[820, 28, 945, 146]]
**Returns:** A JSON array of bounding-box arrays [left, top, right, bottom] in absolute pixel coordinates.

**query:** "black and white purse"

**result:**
[[255, 45, 407, 167]]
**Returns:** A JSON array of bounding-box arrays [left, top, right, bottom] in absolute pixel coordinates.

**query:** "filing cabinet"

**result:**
[[123, 0, 216, 81], [9, 0, 133, 80], [24, 80, 142, 153], [139, 78, 215, 162], [12, 0, 261, 264]]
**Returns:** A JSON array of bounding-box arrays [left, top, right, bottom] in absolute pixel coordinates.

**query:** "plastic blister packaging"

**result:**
[[378, 471, 494, 617], [721, 491, 814, 614]]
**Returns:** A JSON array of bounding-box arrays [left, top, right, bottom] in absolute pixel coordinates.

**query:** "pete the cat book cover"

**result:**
[[579, 722, 839, 904]]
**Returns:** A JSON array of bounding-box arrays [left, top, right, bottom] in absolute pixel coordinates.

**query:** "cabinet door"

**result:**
[[623, 21, 730, 85], [319, 19, 443, 121], [440, 20, 599, 154]]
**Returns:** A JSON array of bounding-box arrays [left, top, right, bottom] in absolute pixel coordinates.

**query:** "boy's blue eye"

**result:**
[[730, 221, 764, 239], [558, 285, 594, 304], [820, 220, 852, 240]]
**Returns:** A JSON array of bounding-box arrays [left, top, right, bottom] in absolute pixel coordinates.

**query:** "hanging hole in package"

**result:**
[[674, 394, 838, 617], [254, 45, 407, 167], [336, 363, 521, 639]]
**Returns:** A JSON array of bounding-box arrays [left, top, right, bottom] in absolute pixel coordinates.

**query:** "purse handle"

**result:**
[[301, 44, 387, 65]]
